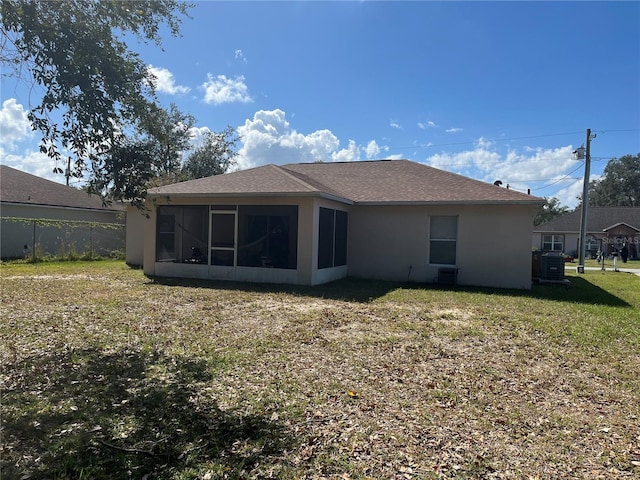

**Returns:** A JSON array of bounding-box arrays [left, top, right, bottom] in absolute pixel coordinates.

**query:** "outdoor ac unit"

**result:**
[[541, 253, 565, 281]]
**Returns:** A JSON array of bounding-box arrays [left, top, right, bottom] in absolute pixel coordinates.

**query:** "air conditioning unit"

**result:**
[[540, 253, 565, 282]]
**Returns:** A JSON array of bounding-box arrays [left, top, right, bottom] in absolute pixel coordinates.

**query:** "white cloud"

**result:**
[[0, 98, 32, 148], [425, 140, 581, 204], [418, 121, 437, 129], [235, 49, 247, 63], [365, 140, 382, 159], [0, 145, 67, 184], [235, 109, 386, 169], [445, 127, 463, 133], [147, 65, 190, 95], [202, 74, 252, 105], [390, 119, 402, 129]]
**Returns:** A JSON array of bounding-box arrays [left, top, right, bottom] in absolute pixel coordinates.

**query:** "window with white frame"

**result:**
[[542, 234, 564, 252], [429, 215, 457, 265]]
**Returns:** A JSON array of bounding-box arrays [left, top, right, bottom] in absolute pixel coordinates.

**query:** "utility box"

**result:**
[[541, 253, 565, 281]]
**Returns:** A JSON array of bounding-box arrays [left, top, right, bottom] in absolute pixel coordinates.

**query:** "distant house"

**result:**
[[533, 207, 640, 260], [129, 160, 543, 289], [0, 165, 125, 259]]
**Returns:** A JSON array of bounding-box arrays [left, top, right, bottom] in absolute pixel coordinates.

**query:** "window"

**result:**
[[429, 216, 457, 265], [237, 205, 298, 269], [318, 207, 348, 269], [585, 235, 599, 253], [542, 234, 563, 252], [156, 206, 208, 263]]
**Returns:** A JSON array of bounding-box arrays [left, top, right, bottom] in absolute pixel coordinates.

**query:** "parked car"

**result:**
[[560, 253, 575, 262]]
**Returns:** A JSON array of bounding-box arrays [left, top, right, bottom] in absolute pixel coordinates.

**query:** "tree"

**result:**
[[182, 126, 240, 180], [588, 154, 640, 207], [1, 0, 192, 202], [534, 197, 570, 226], [87, 103, 195, 207]]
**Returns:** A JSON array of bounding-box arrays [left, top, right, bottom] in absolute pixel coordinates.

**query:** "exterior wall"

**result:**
[[349, 204, 537, 289], [125, 206, 147, 266], [1, 203, 124, 259], [457, 204, 536, 289], [142, 196, 537, 289]]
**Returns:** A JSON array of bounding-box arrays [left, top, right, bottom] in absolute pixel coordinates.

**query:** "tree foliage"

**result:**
[[588, 154, 640, 207], [182, 126, 240, 180], [0, 0, 192, 203], [534, 197, 570, 226]]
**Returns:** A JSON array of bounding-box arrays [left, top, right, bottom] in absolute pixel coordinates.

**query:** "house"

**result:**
[[0, 165, 125, 259], [131, 159, 543, 289], [533, 206, 640, 260]]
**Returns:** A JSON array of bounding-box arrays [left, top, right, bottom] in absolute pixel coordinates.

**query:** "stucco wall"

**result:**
[[125, 206, 147, 266], [349, 204, 537, 289], [141, 196, 537, 289]]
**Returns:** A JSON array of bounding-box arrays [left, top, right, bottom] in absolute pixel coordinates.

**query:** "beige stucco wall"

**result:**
[[141, 196, 537, 289], [349, 203, 537, 289], [125, 206, 147, 266]]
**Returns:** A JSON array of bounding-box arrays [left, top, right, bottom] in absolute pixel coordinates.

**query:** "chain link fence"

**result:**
[[1, 217, 125, 261]]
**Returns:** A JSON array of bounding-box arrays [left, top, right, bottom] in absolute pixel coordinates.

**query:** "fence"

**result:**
[[1, 217, 125, 261]]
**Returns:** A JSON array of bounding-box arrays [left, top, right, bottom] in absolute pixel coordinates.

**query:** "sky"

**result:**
[[1, 1, 639, 208]]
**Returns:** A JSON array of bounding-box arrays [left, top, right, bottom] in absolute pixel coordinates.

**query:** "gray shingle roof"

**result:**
[[534, 207, 640, 233], [0, 165, 123, 211], [148, 160, 542, 205]]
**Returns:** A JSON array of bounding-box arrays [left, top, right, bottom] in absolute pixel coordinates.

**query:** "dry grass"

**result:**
[[1, 260, 639, 479]]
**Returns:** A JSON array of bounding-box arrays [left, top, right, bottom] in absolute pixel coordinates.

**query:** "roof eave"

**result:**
[[147, 191, 355, 205]]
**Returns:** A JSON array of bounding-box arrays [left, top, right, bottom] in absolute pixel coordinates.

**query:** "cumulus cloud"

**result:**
[[425, 140, 581, 204], [0, 146, 66, 184], [202, 74, 252, 104], [418, 121, 437, 129], [445, 127, 463, 133], [147, 65, 190, 95], [0, 98, 32, 148], [235, 109, 387, 169], [390, 119, 402, 129]]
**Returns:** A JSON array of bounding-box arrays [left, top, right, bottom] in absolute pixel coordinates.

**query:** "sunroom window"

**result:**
[[237, 205, 298, 269], [156, 206, 208, 263], [318, 207, 348, 269]]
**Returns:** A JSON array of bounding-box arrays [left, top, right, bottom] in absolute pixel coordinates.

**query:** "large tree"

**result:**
[[588, 154, 640, 207], [0, 0, 192, 202], [87, 103, 196, 207], [534, 196, 570, 226], [182, 126, 240, 180]]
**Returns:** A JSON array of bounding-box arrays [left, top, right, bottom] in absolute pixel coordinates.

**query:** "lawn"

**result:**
[[1, 260, 639, 479]]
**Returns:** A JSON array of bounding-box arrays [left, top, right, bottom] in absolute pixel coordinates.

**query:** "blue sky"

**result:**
[[1, 1, 639, 207]]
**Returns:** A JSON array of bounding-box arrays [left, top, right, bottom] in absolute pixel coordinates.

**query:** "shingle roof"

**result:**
[[0, 165, 123, 211], [534, 207, 640, 233], [148, 160, 542, 205]]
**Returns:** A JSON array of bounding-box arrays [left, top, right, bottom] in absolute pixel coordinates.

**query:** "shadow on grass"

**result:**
[[2, 347, 294, 479], [147, 274, 633, 308]]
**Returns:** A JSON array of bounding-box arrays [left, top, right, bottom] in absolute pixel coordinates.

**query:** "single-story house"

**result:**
[[0, 165, 125, 259], [532, 206, 640, 260], [130, 159, 543, 289]]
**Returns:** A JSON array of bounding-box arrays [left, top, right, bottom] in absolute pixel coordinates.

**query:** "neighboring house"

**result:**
[[533, 207, 640, 260], [130, 159, 543, 289], [0, 165, 125, 259]]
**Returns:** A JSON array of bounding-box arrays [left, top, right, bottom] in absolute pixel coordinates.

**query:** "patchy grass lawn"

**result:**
[[1, 260, 639, 479]]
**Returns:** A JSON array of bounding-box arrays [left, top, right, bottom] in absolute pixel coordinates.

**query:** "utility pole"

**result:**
[[65, 157, 71, 186], [577, 128, 596, 274]]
